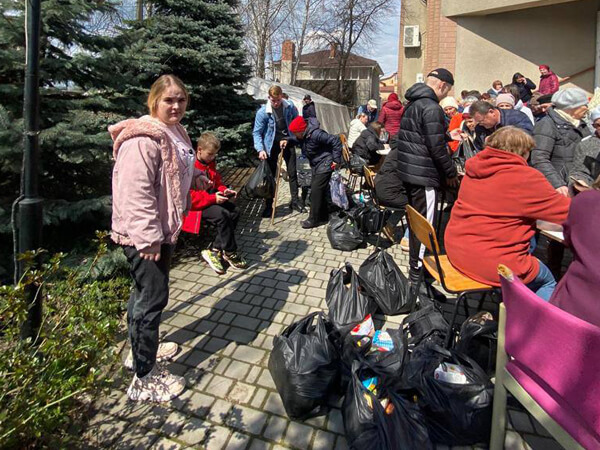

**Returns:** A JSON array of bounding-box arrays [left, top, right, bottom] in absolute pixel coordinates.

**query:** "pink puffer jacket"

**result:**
[[109, 117, 189, 252]]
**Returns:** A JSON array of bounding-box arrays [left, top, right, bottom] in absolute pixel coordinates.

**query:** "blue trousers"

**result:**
[[525, 259, 556, 301]]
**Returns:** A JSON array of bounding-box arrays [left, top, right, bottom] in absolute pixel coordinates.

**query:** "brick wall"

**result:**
[[424, 0, 457, 77]]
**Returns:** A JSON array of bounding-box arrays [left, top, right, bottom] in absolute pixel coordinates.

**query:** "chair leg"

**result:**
[[477, 292, 488, 312], [445, 291, 468, 349], [490, 304, 509, 450]]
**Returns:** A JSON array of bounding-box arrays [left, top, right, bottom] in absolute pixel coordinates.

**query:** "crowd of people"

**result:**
[[110, 61, 599, 402]]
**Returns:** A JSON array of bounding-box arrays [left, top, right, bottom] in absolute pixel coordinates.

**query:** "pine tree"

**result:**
[[0, 0, 134, 233], [118, 0, 257, 167], [0, 0, 256, 272]]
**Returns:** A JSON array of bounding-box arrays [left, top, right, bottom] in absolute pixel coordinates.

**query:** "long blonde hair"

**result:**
[[147, 75, 189, 117]]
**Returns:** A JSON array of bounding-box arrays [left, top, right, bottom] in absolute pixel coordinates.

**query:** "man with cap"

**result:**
[[357, 99, 378, 124], [470, 100, 534, 151], [374, 68, 459, 293], [302, 94, 317, 120], [531, 87, 590, 278], [287, 116, 342, 228], [253, 84, 304, 217]]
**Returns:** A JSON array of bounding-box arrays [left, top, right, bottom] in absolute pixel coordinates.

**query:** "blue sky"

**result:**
[[364, 5, 400, 77]]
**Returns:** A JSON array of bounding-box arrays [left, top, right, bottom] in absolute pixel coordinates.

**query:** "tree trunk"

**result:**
[[136, 0, 143, 21]]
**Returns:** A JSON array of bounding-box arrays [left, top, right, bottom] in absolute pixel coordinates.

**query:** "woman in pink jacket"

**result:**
[[110, 75, 208, 402], [378, 92, 404, 137]]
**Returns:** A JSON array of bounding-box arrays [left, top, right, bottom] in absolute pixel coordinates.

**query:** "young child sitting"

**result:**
[[190, 132, 247, 274]]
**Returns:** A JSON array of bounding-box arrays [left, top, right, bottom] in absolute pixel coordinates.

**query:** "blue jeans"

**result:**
[[525, 260, 556, 301]]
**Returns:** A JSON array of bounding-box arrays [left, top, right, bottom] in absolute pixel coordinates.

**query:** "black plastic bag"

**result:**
[[343, 361, 433, 450], [268, 312, 339, 420], [327, 212, 363, 251], [401, 303, 448, 349], [325, 263, 374, 335], [455, 311, 498, 376], [401, 343, 494, 446], [350, 153, 368, 175], [340, 328, 407, 390], [452, 137, 476, 175], [243, 160, 275, 199], [347, 204, 391, 235], [359, 249, 411, 315]]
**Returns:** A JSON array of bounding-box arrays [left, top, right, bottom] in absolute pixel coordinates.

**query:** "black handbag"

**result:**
[[452, 138, 476, 175]]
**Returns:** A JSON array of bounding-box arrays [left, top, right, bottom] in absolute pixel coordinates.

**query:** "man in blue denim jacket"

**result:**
[[253, 85, 302, 217]]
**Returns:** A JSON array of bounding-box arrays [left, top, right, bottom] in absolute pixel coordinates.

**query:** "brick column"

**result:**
[[424, 0, 456, 77]]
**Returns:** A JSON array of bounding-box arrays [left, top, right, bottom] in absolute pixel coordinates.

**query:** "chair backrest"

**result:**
[[340, 134, 351, 163], [363, 165, 376, 189], [405, 205, 440, 254], [498, 264, 600, 446]]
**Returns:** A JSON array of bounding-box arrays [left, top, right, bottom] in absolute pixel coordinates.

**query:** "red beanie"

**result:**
[[289, 116, 307, 134]]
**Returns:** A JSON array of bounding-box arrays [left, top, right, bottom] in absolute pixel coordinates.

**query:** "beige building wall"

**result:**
[[397, 0, 428, 98], [453, 0, 598, 94]]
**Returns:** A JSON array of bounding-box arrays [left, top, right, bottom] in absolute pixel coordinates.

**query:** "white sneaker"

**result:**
[[123, 342, 179, 371], [127, 364, 186, 402], [400, 237, 410, 252]]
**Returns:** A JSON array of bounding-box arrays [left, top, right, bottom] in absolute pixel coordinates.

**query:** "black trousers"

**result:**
[[547, 240, 565, 279], [201, 202, 240, 253], [123, 244, 173, 378], [310, 170, 332, 222], [266, 143, 298, 206], [404, 183, 439, 283]]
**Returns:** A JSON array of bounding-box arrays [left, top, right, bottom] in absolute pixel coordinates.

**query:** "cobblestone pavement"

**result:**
[[84, 181, 564, 450]]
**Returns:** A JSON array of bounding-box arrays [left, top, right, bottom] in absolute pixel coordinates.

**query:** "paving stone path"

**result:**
[[84, 178, 563, 450]]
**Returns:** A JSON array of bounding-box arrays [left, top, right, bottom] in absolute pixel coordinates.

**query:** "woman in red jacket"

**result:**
[[444, 126, 570, 300], [378, 92, 404, 137]]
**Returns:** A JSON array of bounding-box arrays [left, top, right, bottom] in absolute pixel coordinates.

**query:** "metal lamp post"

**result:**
[[18, 0, 44, 341]]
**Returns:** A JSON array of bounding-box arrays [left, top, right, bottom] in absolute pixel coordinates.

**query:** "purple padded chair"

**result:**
[[490, 265, 600, 450]]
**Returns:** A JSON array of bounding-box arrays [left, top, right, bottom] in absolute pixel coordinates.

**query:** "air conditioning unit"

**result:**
[[403, 25, 420, 48]]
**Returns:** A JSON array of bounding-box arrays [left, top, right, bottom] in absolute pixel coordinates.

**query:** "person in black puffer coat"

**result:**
[[531, 87, 590, 278], [375, 68, 459, 286], [289, 116, 342, 229], [352, 121, 385, 165]]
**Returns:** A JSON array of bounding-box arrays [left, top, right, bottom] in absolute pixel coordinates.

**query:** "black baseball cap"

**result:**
[[427, 68, 454, 86], [303, 94, 312, 101]]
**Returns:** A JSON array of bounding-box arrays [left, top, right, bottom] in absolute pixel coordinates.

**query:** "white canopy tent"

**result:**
[[244, 77, 351, 135]]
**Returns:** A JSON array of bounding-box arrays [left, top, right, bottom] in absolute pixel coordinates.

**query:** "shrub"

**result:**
[[0, 236, 129, 447]]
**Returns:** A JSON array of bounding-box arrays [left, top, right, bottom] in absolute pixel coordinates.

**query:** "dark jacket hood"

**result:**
[[405, 83, 439, 103], [466, 147, 527, 180], [305, 117, 321, 137]]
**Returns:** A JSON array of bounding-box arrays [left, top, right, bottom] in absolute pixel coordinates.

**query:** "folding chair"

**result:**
[[405, 204, 494, 348], [491, 264, 600, 450], [340, 133, 362, 192], [363, 165, 407, 244]]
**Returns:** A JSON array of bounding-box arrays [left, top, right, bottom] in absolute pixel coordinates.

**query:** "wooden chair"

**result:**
[[405, 204, 494, 348], [363, 165, 406, 244], [340, 133, 362, 192], [491, 265, 600, 450]]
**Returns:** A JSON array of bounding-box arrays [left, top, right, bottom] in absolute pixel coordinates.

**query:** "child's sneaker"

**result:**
[[202, 249, 226, 274], [127, 364, 186, 402], [223, 251, 248, 270], [123, 342, 179, 371]]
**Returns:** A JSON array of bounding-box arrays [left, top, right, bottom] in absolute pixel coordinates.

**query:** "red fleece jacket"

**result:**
[[444, 147, 570, 286], [190, 159, 227, 211]]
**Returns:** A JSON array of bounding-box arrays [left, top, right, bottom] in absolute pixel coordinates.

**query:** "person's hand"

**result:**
[[139, 250, 161, 261], [193, 173, 212, 190], [555, 186, 569, 197], [223, 188, 237, 199], [280, 140, 288, 150], [258, 151, 268, 160], [215, 192, 229, 204], [446, 176, 460, 188], [449, 129, 463, 141], [573, 181, 591, 192]]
